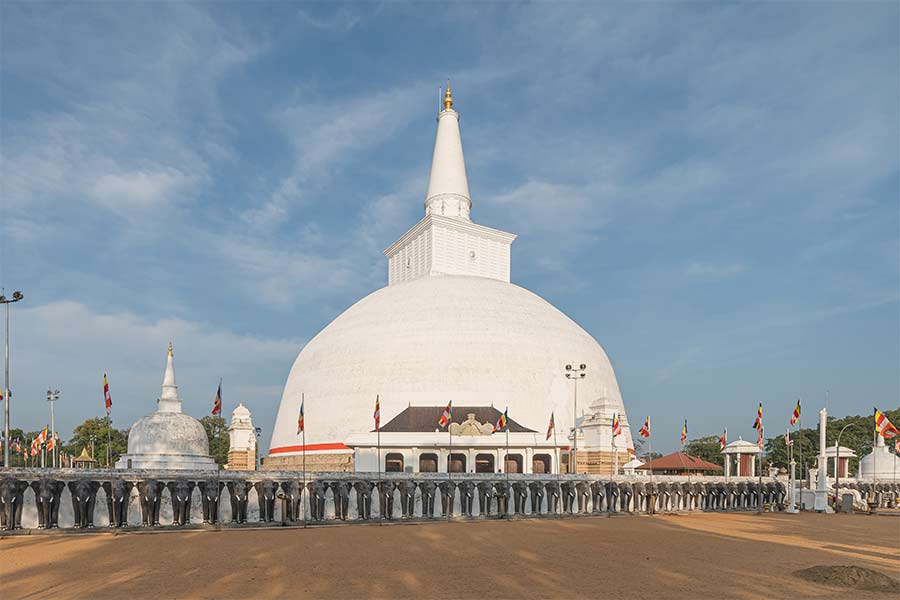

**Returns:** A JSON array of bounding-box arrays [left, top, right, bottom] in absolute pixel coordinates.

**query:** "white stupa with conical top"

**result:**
[[268, 86, 634, 472], [116, 343, 216, 470]]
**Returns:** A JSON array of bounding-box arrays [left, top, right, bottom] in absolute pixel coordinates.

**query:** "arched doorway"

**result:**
[[533, 454, 551, 474], [385, 453, 404, 472], [419, 453, 438, 473], [504, 453, 523, 473], [448, 453, 466, 473], [475, 453, 495, 473]]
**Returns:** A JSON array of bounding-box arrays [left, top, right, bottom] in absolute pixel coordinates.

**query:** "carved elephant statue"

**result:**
[[253, 480, 279, 523], [306, 480, 328, 522], [528, 481, 545, 514], [493, 481, 510, 516], [544, 482, 561, 514], [591, 480, 606, 513], [512, 481, 529, 514], [0, 477, 28, 530], [619, 482, 634, 513], [137, 480, 165, 527], [748, 482, 761, 508], [438, 480, 456, 517], [352, 480, 374, 520], [560, 481, 577, 513], [477, 481, 494, 516], [457, 480, 476, 517], [775, 481, 786, 508], [32, 479, 65, 529], [605, 481, 619, 513], [397, 480, 417, 519], [227, 480, 252, 524], [671, 482, 684, 511], [167, 479, 196, 526], [376, 480, 395, 520], [765, 482, 777, 506], [329, 480, 353, 521], [576, 481, 592, 513], [197, 480, 224, 524], [658, 482, 672, 512], [735, 481, 748, 509], [102, 479, 133, 528], [68, 480, 100, 528], [680, 482, 693, 511], [418, 480, 437, 518]]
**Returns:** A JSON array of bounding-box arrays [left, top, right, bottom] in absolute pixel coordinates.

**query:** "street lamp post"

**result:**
[[1, 290, 24, 468], [254, 427, 262, 471], [834, 423, 853, 512], [47, 389, 60, 468], [565, 363, 587, 474]]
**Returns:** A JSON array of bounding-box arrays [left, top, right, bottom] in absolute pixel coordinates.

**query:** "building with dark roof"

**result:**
[[637, 451, 723, 475], [344, 406, 563, 474]]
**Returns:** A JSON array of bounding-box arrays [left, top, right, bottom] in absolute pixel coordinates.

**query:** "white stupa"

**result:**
[[268, 85, 634, 469], [858, 435, 900, 480], [116, 343, 216, 470]]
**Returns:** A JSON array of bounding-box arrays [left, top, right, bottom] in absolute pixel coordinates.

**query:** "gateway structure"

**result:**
[[267, 86, 634, 472]]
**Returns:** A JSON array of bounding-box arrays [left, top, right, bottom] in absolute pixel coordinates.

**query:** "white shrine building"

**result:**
[[265, 86, 634, 473]]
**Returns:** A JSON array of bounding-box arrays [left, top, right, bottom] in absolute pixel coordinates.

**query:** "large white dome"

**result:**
[[269, 274, 634, 456], [127, 412, 210, 457]]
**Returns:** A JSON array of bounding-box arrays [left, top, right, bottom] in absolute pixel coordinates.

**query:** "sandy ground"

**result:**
[[1, 513, 897, 599]]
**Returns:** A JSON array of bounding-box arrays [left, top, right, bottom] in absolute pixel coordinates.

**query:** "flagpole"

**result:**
[[302, 392, 307, 527], [797, 414, 803, 490], [648, 416, 653, 514], [377, 394, 382, 526], [448, 421, 453, 523]]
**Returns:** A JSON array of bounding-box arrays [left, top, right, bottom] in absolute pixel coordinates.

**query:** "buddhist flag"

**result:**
[[0, 389, 3, 403], [373, 395, 381, 431], [438, 400, 452, 429], [680, 420, 688, 445], [752, 403, 763, 430], [36, 427, 48, 445], [790, 398, 801, 426], [784, 429, 793, 447], [493, 408, 508, 433], [757, 426, 764, 450], [297, 395, 305, 434], [612, 413, 622, 437], [46, 434, 55, 452], [719, 428, 727, 450], [895, 438, 900, 454], [103, 374, 112, 416], [874, 408, 898, 438], [212, 380, 222, 416], [546, 413, 555, 440], [638, 416, 650, 438]]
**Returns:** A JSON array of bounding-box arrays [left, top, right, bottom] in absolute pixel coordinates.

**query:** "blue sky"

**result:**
[[1, 3, 897, 453]]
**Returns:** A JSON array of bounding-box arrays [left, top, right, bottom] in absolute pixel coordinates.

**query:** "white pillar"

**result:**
[[814, 408, 830, 512]]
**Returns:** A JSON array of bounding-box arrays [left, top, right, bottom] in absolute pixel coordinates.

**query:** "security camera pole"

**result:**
[[1, 290, 25, 468], [565, 363, 587, 474]]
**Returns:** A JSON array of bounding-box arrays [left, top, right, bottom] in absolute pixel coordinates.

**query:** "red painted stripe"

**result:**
[[269, 442, 351, 454]]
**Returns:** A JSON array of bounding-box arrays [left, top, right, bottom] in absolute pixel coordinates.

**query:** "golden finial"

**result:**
[[443, 82, 454, 110], [168, 341, 173, 356]]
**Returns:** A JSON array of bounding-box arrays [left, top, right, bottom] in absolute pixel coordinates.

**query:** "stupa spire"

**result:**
[[158, 341, 182, 413], [425, 81, 471, 221]]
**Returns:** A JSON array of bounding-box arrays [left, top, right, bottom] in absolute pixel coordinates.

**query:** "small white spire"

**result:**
[[157, 341, 182, 413], [424, 81, 472, 220]]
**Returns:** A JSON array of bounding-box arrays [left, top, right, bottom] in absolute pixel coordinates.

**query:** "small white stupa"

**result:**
[[858, 435, 900, 480], [116, 343, 216, 470], [226, 403, 257, 470]]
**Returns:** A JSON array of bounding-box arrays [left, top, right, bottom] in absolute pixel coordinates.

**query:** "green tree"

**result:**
[[201, 415, 229, 465], [684, 435, 724, 466], [62, 417, 128, 467]]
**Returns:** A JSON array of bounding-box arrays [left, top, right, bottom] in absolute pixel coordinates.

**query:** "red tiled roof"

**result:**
[[379, 406, 535, 433], [637, 451, 723, 472]]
